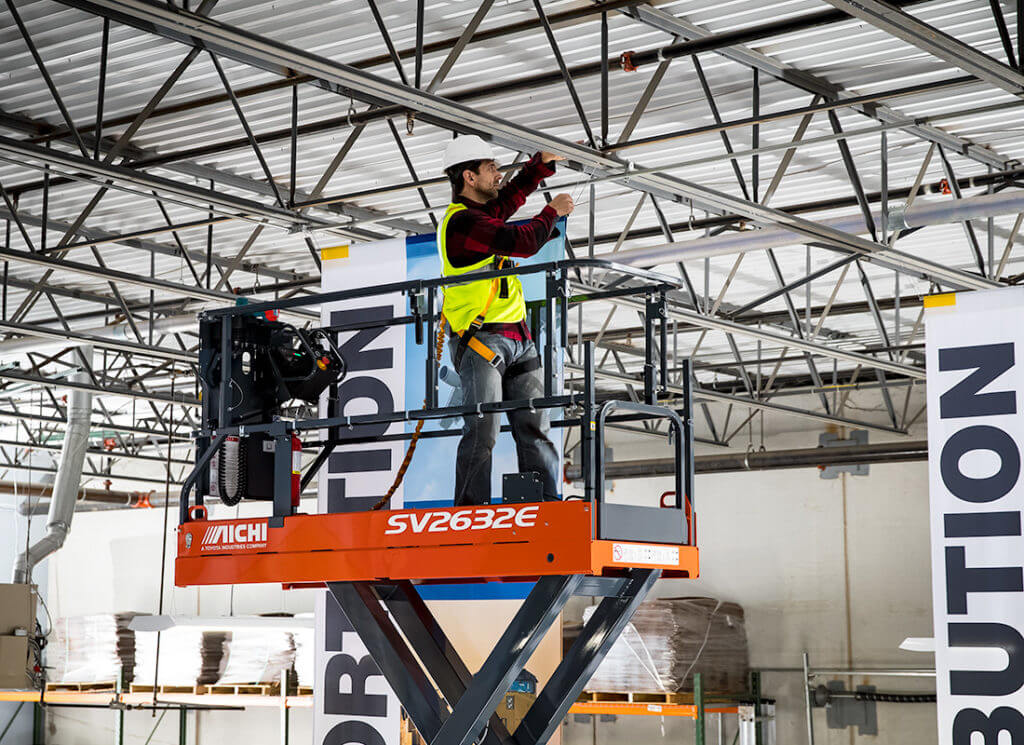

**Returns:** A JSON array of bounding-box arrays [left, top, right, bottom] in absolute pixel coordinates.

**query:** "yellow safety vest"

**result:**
[[437, 202, 526, 333]]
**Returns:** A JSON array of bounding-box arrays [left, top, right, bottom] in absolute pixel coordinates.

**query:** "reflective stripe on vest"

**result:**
[[437, 202, 526, 333]]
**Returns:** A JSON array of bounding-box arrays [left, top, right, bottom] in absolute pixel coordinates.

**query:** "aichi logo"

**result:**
[[199, 521, 267, 551]]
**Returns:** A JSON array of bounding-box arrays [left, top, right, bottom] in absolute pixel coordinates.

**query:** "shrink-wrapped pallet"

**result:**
[[293, 627, 314, 688], [218, 630, 295, 684], [133, 628, 228, 686], [582, 597, 749, 694], [48, 613, 139, 684]]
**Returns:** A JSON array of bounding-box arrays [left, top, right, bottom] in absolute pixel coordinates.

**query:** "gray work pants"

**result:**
[[449, 331, 560, 505]]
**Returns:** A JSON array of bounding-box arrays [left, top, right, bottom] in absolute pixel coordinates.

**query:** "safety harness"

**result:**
[[448, 255, 507, 372]]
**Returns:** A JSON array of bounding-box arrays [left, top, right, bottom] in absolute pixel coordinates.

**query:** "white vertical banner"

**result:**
[[925, 287, 1024, 744], [315, 241, 405, 745]]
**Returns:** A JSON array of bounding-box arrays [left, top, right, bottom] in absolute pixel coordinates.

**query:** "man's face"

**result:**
[[467, 159, 500, 200]]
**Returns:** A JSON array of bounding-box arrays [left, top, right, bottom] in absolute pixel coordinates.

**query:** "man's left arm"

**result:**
[[483, 152, 561, 221]]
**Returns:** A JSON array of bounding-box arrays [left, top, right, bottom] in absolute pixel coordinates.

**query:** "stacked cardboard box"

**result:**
[[0, 584, 35, 689], [496, 691, 536, 733]]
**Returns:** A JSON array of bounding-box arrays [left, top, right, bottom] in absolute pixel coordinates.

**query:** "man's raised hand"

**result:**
[[549, 193, 575, 216]]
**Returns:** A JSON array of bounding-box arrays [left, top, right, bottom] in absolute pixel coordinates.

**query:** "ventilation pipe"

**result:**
[[610, 190, 1024, 267], [6, 481, 140, 504], [564, 440, 929, 480], [12, 353, 94, 584]]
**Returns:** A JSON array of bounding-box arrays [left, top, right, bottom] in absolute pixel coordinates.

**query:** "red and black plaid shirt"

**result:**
[[443, 153, 558, 341]]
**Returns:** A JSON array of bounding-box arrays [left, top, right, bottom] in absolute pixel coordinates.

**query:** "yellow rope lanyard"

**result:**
[[371, 259, 505, 511]]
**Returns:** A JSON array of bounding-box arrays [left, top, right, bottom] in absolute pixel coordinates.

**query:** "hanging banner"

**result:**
[[925, 287, 1024, 745], [314, 238, 406, 745], [314, 226, 565, 744]]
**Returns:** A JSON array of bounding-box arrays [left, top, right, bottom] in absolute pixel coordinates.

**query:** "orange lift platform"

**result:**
[[175, 260, 699, 745]]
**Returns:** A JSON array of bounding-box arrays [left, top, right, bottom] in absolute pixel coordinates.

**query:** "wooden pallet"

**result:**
[[129, 684, 200, 694], [128, 682, 283, 696], [400, 711, 425, 745], [45, 682, 116, 692], [197, 683, 280, 696], [578, 690, 740, 705]]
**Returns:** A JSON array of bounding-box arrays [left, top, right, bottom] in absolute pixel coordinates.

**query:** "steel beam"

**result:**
[[0, 437, 192, 467], [728, 255, 858, 318], [823, 0, 1024, 97], [534, 0, 597, 147], [692, 54, 750, 201], [378, 582, 511, 745], [937, 145, 987, 274], [95, 17, 110, 159], [414, 0, 424, 88], [326, 583, 444, 743], [0, 368, 199, 407], [0, 405, 188, 441], [0, 242, 237, 304], [514, 569, 659, 745], [386, 119, 436, 229], [566, 363, 909, 435], [6, 0, 92, 159], [207, 51, 286, 208], [0, 134, 324, 232], [574, 283, 925, 379], [434, 575, 583, 745], [0, 319, 194, 363], [0, 177, 302, 284], [366, 0, 410, 85], [52, 0, 980, 283], [764, 252, 833, 412], [625, 4, 1013, 170], [24, 0, 641, 149]]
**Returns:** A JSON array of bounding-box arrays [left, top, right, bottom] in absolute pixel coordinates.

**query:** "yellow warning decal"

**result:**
[[321, 245, 349, 261], [924, 292, 956, 309]]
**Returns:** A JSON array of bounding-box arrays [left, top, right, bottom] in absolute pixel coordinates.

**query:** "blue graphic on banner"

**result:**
[[402, 220, 565, 600]]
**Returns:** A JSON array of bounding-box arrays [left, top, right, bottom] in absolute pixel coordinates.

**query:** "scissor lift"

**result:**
[[176, 259, 698, 745]]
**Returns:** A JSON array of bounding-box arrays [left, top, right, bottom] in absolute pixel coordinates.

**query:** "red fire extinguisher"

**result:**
[[291, 433, 302, 507]]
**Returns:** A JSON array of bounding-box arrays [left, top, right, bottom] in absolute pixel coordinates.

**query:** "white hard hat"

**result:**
[[442, 135, 494, 170]]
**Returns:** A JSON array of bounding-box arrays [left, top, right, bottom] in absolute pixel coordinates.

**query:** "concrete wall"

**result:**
[[40, 425, 938, 744]]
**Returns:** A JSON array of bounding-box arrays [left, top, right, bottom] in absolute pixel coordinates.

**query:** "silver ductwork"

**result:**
[[611, 190, 1024, 267], [12, 360, 94, 584]]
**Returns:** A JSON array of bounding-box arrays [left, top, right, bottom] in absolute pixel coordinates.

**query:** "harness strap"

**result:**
[[453, 330, 506, 374], [505, 353, 541, 379], [447, 257, 507, 372]]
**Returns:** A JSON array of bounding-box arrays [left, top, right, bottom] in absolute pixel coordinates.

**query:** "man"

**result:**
[[438, 135, 574, 506]]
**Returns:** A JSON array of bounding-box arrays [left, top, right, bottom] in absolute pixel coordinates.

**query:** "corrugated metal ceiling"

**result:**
[[0, 0, 1019, 471]]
